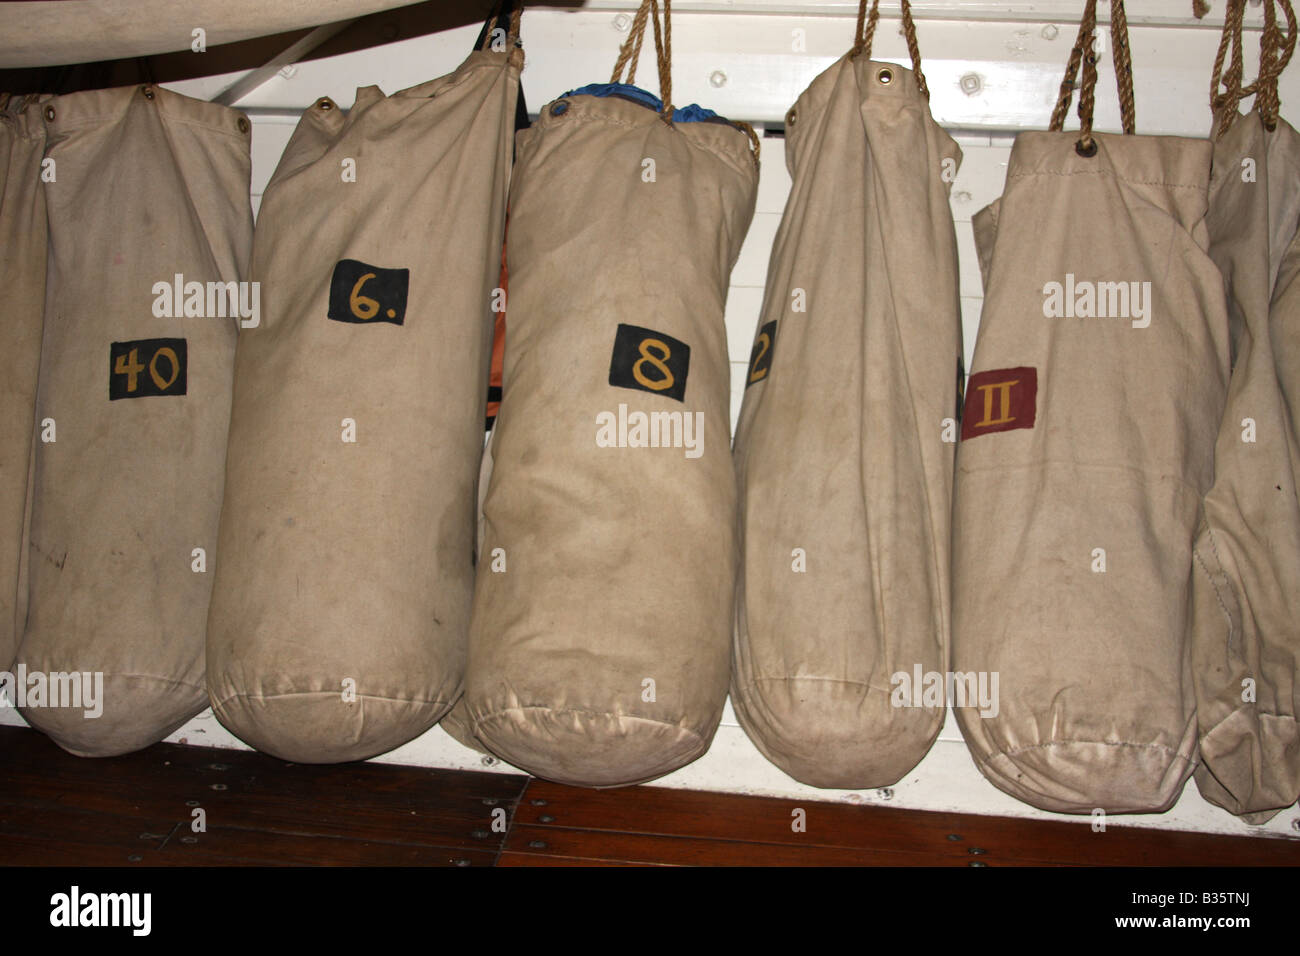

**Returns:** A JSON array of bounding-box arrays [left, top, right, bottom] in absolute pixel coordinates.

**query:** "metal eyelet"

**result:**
[[551, 100, 569, 116], [316, 97, 334, 111], [877, 67, 894, 85], [44, 105, 56, 122], [1075, 137, 1098, 158], [785, 105, 797, 128], [237, 116, 249, 133], [141, 85, 155, 100]]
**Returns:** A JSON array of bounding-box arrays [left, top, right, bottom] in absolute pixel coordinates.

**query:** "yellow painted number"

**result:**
[[748, 332, 771, 383], [149, 347, 181, 391], [114, 348, 145, 393], [632, 338, 674, 392], [349, 272, 380, 320]]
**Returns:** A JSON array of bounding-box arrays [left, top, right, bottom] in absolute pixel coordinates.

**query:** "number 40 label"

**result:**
[[110, 338, 187, 400]]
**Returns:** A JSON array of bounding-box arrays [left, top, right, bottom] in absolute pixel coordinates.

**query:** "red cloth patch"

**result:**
[[960, 366, 1037, 440]]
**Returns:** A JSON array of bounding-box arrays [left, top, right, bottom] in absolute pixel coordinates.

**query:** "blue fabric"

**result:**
[[561, 82, 723, 123]]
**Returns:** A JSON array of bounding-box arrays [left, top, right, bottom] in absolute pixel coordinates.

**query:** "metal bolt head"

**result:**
[[946, 833, 963, 842], [531, 798, 548, 807], [960, 72, 983, 96], [613, 13, 631, 32], [539, 814, 556, 823], [709, 70, 727, 88], [969, 846, 988, 855], [969, 860, 988, 867], [1041, 24, 1060, 41]]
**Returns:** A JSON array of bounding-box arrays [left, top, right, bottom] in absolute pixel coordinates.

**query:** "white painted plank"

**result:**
[[164, 11, 1300, 135]]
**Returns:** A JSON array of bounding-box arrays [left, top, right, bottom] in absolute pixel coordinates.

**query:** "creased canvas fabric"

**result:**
[[730, 53, 962, 789], [953, 131, 1229, 812], [1191, 112, 1300, 822], [463, 91, 757, 787], [19, 85, 250, 756], [0, 96, 47, 675], [206, 49, 520, 763]]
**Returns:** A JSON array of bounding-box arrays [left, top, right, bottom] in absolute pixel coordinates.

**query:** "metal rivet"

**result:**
[[960, 72, 982, 96], [709, 70, 727, 88], [876, 787, 894, 800], [1075, 138, 1099, 158], [126, 855, 143, 863], [969, 860, 988, 867], [210, 783, 227, 791], [613, 13, 632, 32], [470, 829, 490, 839], [44, 105, 55, 121], [237, 116, 249, 133], [1041, 24, 1060, 41], [877, 68, 893, 85], [480, 755, 498, 767], [139, 833, 160, 840], [454, 858, 472, 867], [180, 836, 198, 844], [969, 846, 988, 855], [208, 763, 229, 771], [531, 798, 548, 807], [538, 814, 555, 823], [482, 797, 499, 806], [946, 833, 963, 842], [185, 800, 200, 807], [551, 100, 569, 116], [528, 840, 547, 849]]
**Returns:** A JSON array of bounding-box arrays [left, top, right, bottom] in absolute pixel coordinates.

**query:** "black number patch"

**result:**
[[746, 320, 777, 388], [110, 338, 187, 400], [328, 258, 409, 325], [608, 323, 690, 402]]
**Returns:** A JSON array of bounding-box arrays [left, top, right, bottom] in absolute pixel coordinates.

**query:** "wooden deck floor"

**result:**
[[2, 726, 1297, 867]]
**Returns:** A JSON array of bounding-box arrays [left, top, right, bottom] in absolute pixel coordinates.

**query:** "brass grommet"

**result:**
[[877, 67, 894, 85], [316, 97, 334, 111], [237, 116, 249, 133], [1075, 137, 1098, 158], [141, 85, 155, 100], [785, 105, 797, 128], [44, 105, 56, 122]]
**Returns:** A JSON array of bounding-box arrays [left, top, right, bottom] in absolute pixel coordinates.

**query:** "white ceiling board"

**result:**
[[162, 9, 1299, 135]]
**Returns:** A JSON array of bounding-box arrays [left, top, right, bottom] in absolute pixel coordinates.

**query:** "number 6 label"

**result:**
[[109, 338, 187, 400], [327, 258, 409, 326]]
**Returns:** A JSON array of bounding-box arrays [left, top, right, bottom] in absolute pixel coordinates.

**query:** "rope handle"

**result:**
[[609, 0, 760, 162], [480, 4, 524, 53], [852, 0, 930, 98], [1211, 0, 1296, 136], [1050, 0, 1136, 154]]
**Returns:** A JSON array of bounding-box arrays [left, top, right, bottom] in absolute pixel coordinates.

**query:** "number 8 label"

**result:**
[[608, 323, 691, 403]]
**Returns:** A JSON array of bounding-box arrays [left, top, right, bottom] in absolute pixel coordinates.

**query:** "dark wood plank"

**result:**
[[0, 726, 526, 863], [497, 851, 672, 867], [514, 779, 1300, 867], [502, 823, 979, 867]]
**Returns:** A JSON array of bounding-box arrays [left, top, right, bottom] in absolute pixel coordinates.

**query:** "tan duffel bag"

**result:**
[[206, 18, 522, 763], [18, 84, 251, 756], [462, 0, 759, 786], [1191, 0, 1300, 823], [0, 95, 47, 675], [731, 0, 963, 789], [952, 0, 1230, 813]]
